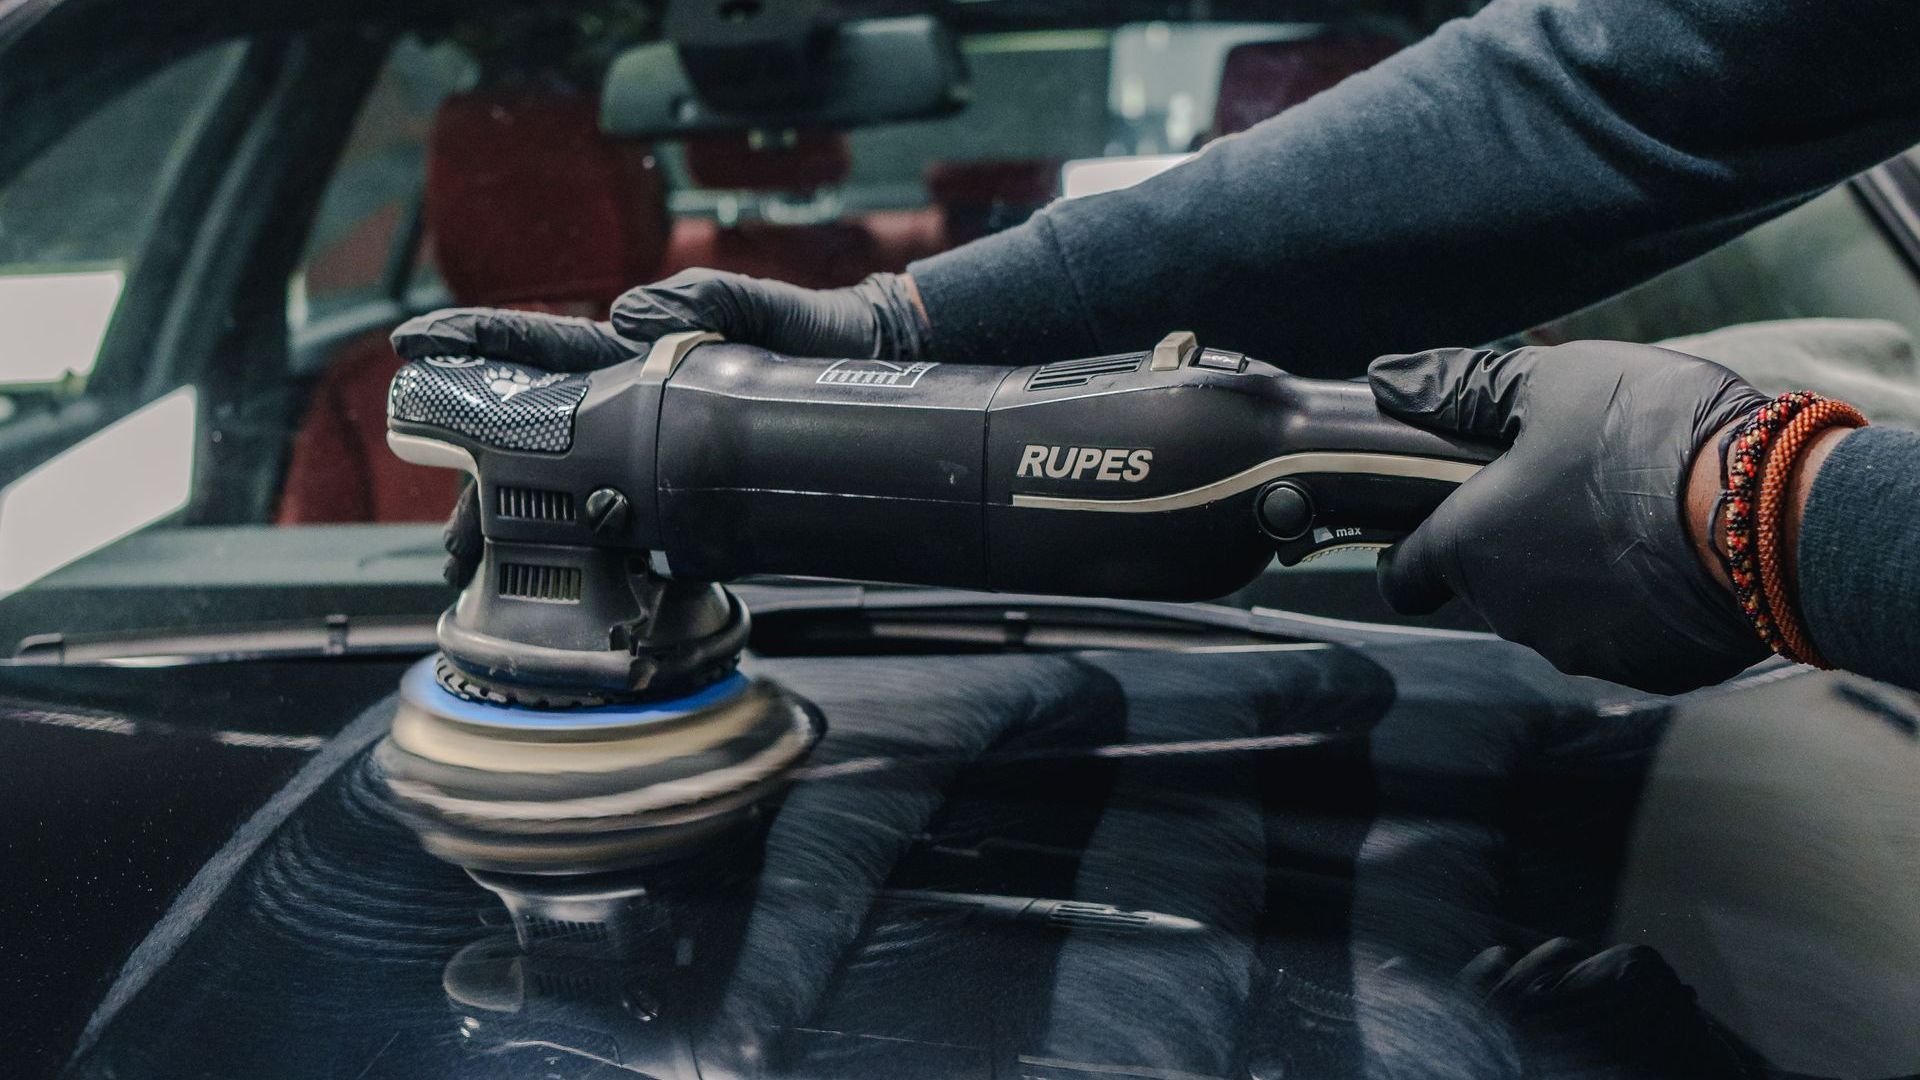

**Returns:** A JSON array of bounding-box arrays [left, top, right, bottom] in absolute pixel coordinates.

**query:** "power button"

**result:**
[[1193, 349, 1247, 373], [1256, 481, 1314, 541]]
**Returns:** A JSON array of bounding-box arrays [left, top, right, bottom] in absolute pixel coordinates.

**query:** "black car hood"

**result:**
[[8, 639, 1913, 1079]]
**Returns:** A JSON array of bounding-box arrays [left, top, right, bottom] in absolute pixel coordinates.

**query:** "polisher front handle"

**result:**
[[387, 355, 595, 458]]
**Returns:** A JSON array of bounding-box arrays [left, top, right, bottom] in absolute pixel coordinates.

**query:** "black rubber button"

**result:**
[[1258, 482, 1314, 540]]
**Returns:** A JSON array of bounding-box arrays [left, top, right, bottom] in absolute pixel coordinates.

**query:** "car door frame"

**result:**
[[0, 0, 396, 523], [132, 30, 393, 524], [0, 17, 266, 491], [1850, 153, 1920, 281]]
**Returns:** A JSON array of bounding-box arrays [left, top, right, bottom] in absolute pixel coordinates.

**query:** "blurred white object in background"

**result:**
[[0, 386, 196, 596], [0, 268, 123, 386], [1060, 153, 1193, 199]]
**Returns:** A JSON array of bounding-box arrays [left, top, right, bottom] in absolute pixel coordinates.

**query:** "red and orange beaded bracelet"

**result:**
[[1715, 391, 1865, 667]]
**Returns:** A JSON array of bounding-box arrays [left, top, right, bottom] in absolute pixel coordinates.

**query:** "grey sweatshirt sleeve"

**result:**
[[1798, 427, 1920, 690], [908, 0, 1920, 375]]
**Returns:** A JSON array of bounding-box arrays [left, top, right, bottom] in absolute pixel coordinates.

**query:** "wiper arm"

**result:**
[[734, 582, 1489, 648], [10, 584, 1485, 666], [9, 613, 437, 666]]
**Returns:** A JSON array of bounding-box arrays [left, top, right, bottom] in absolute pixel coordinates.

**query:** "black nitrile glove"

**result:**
[[1368, 342, 1768, 694], [393, 269, 930, 589], [1459, 938, 1759, 1078], [442, 481, 483, 591], [391, 269, 928, 371], [610, 269, 928, 362], [389, 308, 635, 371]]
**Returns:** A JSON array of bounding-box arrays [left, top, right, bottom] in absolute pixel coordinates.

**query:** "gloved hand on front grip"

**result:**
[[1368, 342, 1769, 694], [392, 268, 931, 589], [390, 268, 929, 371]]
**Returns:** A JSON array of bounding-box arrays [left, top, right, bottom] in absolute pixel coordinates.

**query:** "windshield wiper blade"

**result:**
[[732, 582, 1490, 646], [9, 614, 437, 666]]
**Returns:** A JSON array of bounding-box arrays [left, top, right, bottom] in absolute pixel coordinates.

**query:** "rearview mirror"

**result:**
[[601, 15, 967, 139]]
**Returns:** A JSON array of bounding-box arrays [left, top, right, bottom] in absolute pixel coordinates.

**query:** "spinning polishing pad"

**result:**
[[376, 657, 822, 874]]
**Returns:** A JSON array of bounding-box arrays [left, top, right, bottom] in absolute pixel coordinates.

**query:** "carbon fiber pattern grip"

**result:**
[[387, 356, 590, 453]]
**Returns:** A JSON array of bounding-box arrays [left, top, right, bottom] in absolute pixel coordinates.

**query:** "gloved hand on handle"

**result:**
[[390, 269, 930, 586], [391, 268, 929, 372], [1367, 342, 1772, 694]]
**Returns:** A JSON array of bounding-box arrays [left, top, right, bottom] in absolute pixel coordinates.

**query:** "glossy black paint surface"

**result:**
[[0, 659, 413, 1077], [8, 644, 1920, 1079]]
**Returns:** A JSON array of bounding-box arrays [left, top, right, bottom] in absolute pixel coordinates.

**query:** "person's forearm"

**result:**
[[1795, 427, 1920, 689], [910, 0, 1920, 371]]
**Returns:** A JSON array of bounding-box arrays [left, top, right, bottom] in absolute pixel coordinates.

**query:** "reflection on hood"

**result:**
[[65, 643, 1792, 1080]]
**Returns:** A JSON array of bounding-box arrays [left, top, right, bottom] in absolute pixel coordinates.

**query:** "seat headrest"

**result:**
[[924, 158, 1059, 244], [426, 89, 667, 310], [1210, 34, 1402, 139], [682, 130, 851, 192], [925, 159, 1059, 207]]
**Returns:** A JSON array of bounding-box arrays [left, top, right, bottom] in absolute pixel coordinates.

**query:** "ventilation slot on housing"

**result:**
[[521, 917, 611, 945], [497, 486, 575, 522], [1043, 902, 1152, 935], [498, 562, 582, 603], [1025, 353, 1144, 391]]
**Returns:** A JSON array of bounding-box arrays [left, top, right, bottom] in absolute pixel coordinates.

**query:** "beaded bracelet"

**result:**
[[1717, 391, 1865, 666], [1720, 392, 1811, 656], [1756, 397, 1866, 666]]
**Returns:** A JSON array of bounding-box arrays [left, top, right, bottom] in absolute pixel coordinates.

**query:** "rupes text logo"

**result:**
[[1016, 445, 1152, 482]]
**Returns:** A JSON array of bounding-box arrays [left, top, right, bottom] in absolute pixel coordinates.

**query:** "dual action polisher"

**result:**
[[375, 330, 1495, 871]]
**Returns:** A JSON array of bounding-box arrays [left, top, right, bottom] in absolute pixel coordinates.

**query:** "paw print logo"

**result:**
[[486, 366, 535, 401]]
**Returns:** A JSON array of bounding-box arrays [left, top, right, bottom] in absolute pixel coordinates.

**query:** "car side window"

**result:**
[[288, 37, 475, 349], [0, 42, 244, 427], [1519, 160, 1920, 427], [1532, 164, 1920, 356]]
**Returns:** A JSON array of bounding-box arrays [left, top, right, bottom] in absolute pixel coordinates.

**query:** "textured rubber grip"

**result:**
[[387, 356, 591, 454]]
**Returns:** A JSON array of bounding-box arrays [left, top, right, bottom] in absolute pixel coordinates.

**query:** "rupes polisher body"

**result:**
[[376, 330, 1496, 870]]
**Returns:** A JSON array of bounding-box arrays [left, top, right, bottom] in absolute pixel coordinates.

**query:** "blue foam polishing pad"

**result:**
[[375, 655, 823, 874], [398, 656, 752, 733]]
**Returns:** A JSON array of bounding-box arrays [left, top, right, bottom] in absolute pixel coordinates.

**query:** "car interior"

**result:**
[[275, 23, 1417, 528]]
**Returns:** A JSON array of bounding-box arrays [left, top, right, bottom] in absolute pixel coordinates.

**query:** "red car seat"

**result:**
[[658, 130, 943, 288], [277, 89, 668, 524], [924, 158, 1059, 246], [1208, 33, 1403, 139]]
